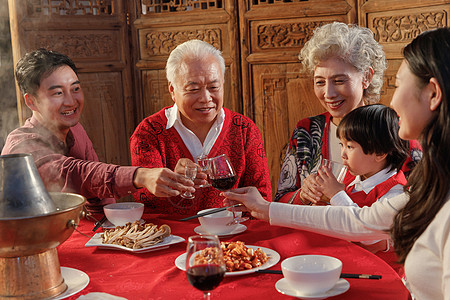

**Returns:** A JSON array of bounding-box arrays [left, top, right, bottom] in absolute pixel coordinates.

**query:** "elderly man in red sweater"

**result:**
[[130, 40, 272, 215]]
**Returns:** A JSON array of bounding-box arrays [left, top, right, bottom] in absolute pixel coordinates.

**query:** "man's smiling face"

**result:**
[[168, 54, 224, 134], [26, 65, 84, 140]]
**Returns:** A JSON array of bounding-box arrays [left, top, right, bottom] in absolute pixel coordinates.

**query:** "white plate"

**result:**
[[275, 278, 350, 300], [102, 218, 145, 229], [194, 224, 247, 236], [175, 245, 280, 276], [85, 233, 185, 253], [51, 267, 89, 299]]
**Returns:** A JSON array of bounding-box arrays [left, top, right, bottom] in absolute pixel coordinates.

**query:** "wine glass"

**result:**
[[181, 164, 197, 199], [186, 235, 226, 300], [319, 159, 348, 204], [208, 154, 248, 225], [196, 154, 211, 188]]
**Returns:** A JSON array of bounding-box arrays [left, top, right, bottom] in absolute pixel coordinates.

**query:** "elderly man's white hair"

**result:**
[[165, 39, 226, 89]]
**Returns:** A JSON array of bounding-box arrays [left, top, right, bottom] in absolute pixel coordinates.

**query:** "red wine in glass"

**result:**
[[186, 264, 225, 292], [186, 235, 226, 300], [208, 154, 248, 225], [210, 175, 237, 191]]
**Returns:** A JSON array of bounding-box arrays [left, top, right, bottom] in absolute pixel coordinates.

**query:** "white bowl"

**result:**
[[103, 202, 144, 227], [198, 208, 239, 234], [281, 255, 342, 295]]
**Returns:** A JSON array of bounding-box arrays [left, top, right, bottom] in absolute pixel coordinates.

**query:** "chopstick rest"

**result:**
[[179, 204, 243, 221], [255, 270, 382, 279]]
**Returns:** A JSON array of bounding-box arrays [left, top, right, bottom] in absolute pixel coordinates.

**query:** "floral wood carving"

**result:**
[[141, 0, 223, 14], [257, 21, 325, 49], [251, 0, 310, 6], [27, 32, 118, 60], [142, 29, 222, 57], [27, 0, 114, 16], [371, 11, 446, 43]]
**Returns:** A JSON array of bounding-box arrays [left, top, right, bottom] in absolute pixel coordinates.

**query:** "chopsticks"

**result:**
[[92, 216, 107, 232], [340, 273, 382, 279], [255, 270, 382, 279], [179, 204, 243, 221]]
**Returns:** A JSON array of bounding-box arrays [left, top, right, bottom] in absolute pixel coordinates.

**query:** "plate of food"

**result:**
[[175, 241, 280, 276], [85, 221, 184, 253]]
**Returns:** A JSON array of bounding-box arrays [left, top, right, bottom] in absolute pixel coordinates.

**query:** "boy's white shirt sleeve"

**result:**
[[269, 192, 409, 241]]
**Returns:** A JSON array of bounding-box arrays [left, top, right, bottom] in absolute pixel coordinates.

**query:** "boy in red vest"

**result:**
[[316, 103, 408, 275]]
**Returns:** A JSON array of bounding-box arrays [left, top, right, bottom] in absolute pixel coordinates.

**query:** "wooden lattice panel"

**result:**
[[141, 0, 223, 14], [27, 0, 114, 16], [250, 0, 309, 6]]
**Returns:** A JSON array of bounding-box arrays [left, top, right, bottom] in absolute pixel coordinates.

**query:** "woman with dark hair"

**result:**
[[223, 27, 450, 299]]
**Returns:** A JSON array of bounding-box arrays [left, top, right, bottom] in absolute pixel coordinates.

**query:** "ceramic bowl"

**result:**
[[281, 255, 342, 295], [198, 208, 240, 234], [103, 202, 144, 227]]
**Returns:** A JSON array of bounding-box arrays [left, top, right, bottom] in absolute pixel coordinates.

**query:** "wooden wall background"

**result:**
[[8, 0, 450, 199]]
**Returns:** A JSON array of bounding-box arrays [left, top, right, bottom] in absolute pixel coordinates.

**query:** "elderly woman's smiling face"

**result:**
[[313, 57, 370, 125]]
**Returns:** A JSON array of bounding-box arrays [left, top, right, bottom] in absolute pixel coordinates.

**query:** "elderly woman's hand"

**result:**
[[222, 187, 271, 222], [299, 173, 323, 205]]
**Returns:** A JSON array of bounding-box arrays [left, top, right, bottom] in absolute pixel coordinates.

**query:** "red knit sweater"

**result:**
[[130, 107, 272, 215]]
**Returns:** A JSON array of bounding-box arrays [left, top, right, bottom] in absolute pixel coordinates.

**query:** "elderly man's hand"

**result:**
[[222, 187, 270, 222], [133, 167, 195, 197], [174, 158, 208, 187]]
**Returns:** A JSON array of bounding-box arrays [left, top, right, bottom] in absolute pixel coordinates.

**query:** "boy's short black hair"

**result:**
[[337, 104, 409, 172], [15, 48, 77, 96]]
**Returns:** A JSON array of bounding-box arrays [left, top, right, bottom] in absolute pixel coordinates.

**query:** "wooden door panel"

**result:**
[[79, 72, 128, 164], [141, 69, 173, 117]]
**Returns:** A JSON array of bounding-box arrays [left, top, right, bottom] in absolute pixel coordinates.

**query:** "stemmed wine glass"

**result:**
[[186, 235, 226, 300], [181, 164, 197, 199], [208, 154, 248, 225], [196, 154, 211, 188]]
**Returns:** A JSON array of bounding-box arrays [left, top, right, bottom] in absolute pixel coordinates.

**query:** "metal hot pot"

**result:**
[[0, 154, 86, 299]]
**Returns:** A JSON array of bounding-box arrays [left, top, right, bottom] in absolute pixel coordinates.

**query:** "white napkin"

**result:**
[[77, 293, 128, 300]]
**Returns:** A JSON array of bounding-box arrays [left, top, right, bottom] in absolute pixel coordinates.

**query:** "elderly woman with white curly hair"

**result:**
[[274, 22, 422, 206]]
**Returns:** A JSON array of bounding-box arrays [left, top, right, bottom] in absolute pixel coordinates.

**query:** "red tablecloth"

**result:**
[[57, 213, 410, 299]]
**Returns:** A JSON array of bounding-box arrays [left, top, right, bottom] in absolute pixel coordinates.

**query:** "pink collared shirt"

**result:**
[[1, 116, 139, 213]]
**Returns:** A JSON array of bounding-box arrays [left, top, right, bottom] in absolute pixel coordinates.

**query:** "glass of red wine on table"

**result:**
[[186, 235, 226, 300], [208, 154, 249, 225]]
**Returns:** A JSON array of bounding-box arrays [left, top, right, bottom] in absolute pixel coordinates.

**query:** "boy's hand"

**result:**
[[316, 166, 345, 199]]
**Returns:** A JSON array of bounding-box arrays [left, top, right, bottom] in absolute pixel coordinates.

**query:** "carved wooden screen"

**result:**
[[359, 0, 450, 107], [128, 0, 241, 121], [8, 0, 134, 166], [238, 0, 357, 197]]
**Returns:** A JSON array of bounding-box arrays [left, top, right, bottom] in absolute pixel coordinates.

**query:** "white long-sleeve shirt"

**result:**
[[269, 193, 450, 299]]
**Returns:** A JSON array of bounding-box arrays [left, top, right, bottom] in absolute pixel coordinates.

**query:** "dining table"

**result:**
[[57, 212, 411, 300]]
